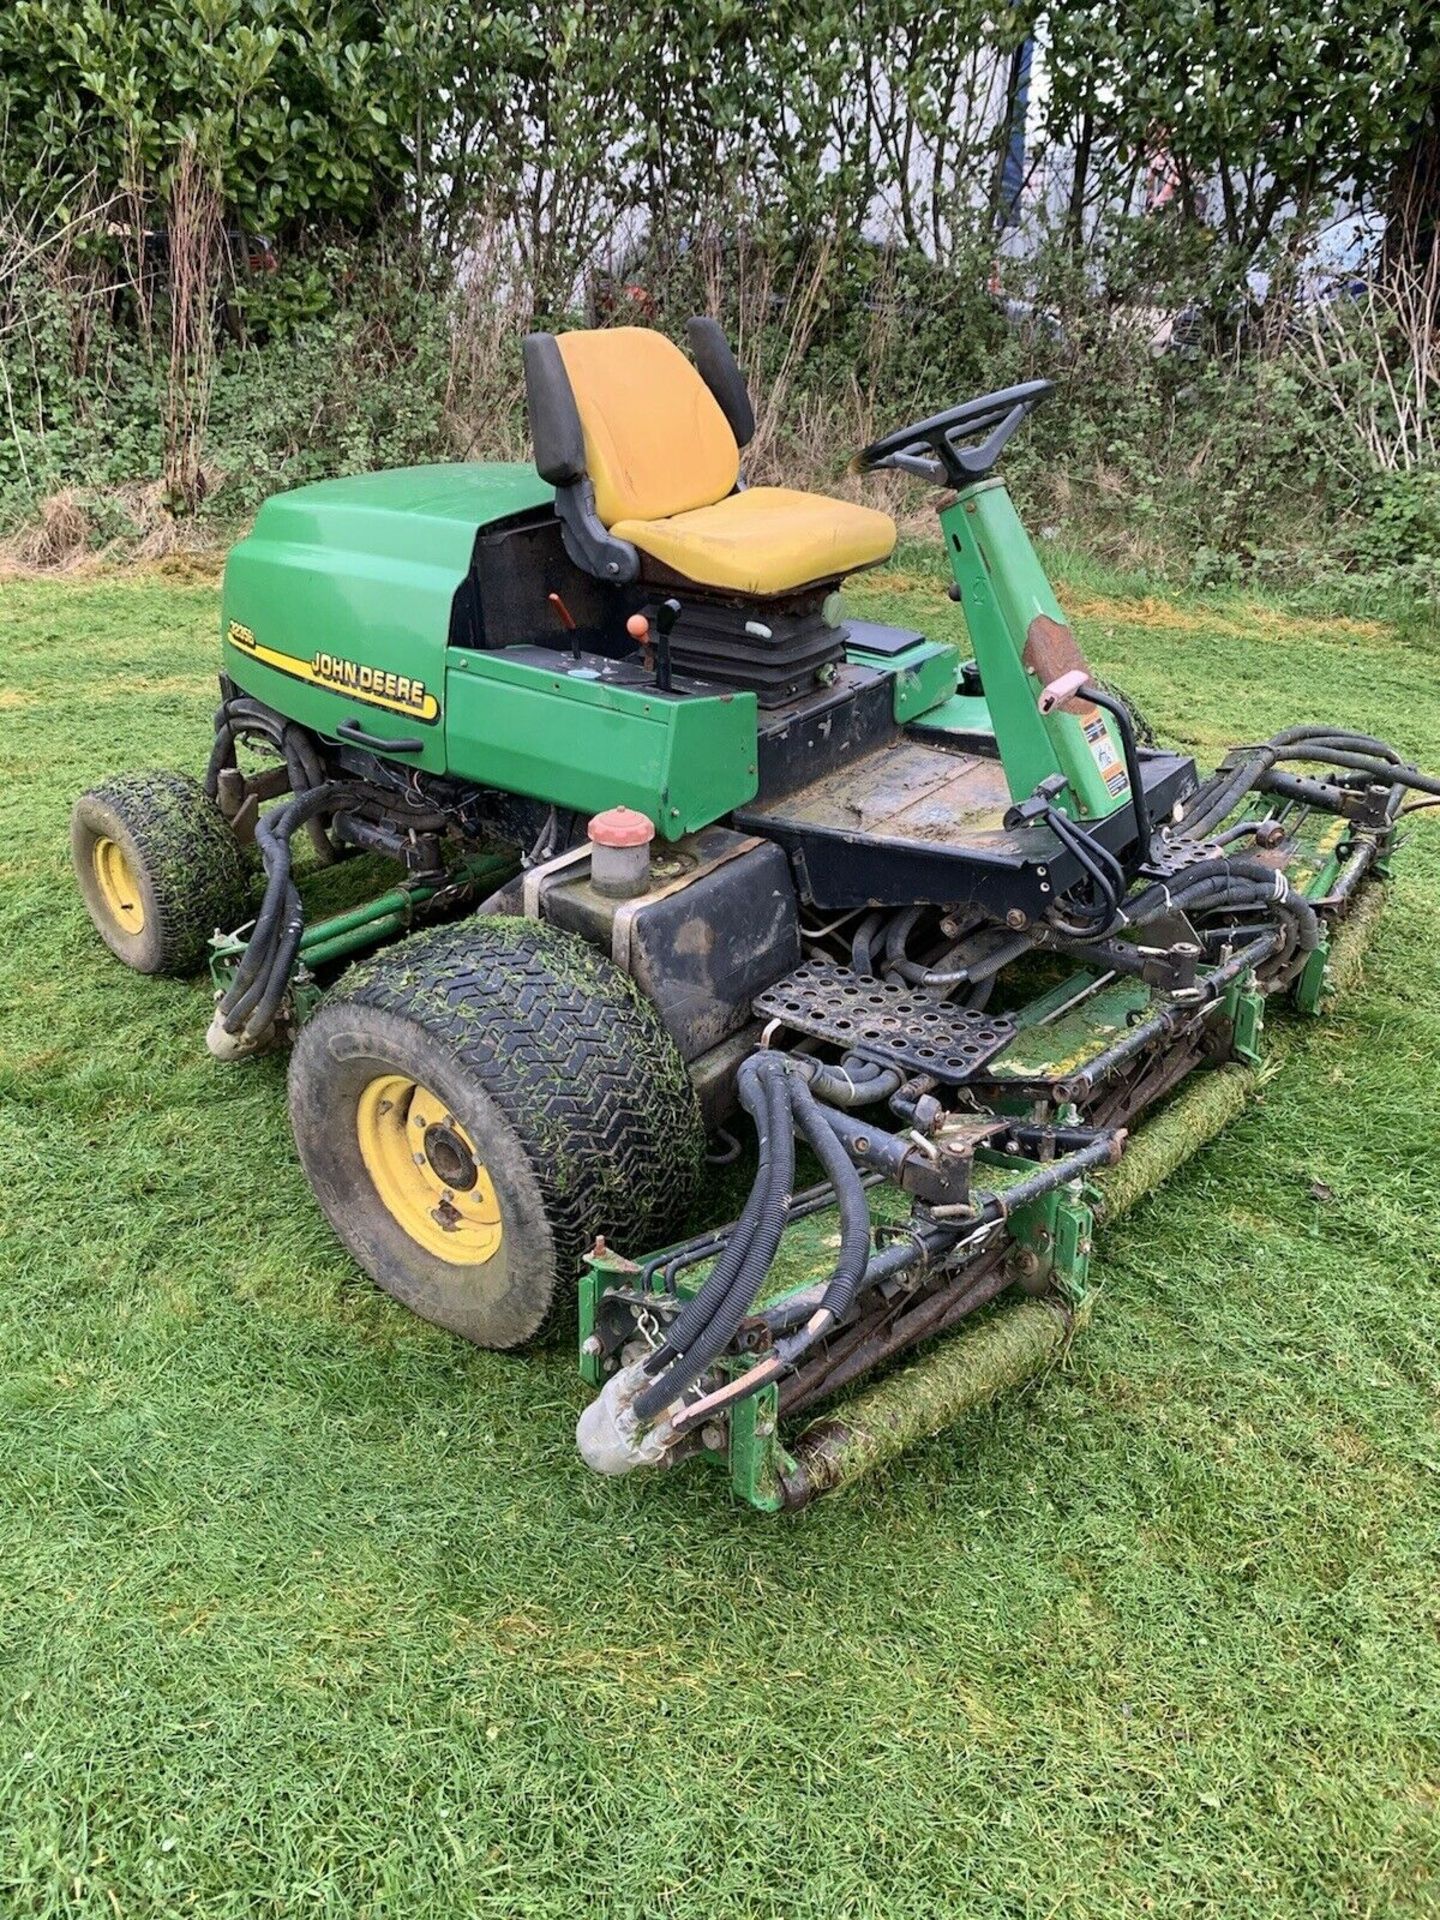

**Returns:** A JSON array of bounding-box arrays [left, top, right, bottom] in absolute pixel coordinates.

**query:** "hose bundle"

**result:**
[[1037, 794, 1130, 940], [1042, 718, 1420, 962], [1177, 725, 1434, 843], [633, 1052, 1124, 1443], [631, 1051, 877, 1426], [848, 905, 1023, 1002], [215, 779, 365, 1043], [1105, 852, 1321, 974], [205, 696, 339, 865]]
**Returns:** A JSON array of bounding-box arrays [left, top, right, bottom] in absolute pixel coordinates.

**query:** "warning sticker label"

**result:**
[[1083, 713, 1130, 796]]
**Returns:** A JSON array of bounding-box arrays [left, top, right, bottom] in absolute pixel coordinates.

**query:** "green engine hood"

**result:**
[[238, 462, 555, 563], [220, 463, 555, 773]]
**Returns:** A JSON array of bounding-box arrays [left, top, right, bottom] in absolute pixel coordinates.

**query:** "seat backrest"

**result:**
[[553, 327, 740, 527]]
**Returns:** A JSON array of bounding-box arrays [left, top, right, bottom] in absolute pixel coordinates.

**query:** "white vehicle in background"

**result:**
[[1153, 207, 1386, 357]]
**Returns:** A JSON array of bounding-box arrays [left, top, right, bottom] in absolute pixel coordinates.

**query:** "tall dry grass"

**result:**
[[1301, 254, 1439, 483], [444, 212, 534, 463], [160, 140, 227, 515]]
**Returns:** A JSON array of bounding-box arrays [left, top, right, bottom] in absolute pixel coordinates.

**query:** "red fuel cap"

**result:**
[[588, 807, 655, 848]]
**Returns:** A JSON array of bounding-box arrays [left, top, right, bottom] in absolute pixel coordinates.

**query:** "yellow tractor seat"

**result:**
[[522, 320, 897, 598], [611, 486, 896, 598]]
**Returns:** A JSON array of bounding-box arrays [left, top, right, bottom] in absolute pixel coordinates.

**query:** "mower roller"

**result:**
[[70, 319, 1439, 1509]]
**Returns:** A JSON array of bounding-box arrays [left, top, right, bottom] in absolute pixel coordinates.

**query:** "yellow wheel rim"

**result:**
[[355, 1074, 503, 1265], [92, 836, 145, 935]]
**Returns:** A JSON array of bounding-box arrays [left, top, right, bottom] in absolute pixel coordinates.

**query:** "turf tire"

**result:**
[[71, 769, 251, 976], [288, 915, 707, 1350]]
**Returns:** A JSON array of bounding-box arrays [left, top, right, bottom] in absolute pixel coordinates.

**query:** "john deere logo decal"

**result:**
[[226, 622, 440, 724]]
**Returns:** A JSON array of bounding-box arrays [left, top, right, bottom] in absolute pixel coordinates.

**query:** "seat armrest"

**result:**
[[687, 317, 754, 450], [525, 331, 640, 582], [523, 333, 587, 484]]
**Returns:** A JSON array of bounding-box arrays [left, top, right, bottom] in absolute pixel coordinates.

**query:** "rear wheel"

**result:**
[[71, 770, 251, 975], [288, 916, 706, 1349]]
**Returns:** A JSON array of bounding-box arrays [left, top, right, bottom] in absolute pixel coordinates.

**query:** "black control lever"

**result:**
[[654, 598, 681, 694]]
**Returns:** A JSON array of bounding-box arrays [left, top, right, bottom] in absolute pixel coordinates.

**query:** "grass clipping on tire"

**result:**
[[329, 914, 706, 1304]]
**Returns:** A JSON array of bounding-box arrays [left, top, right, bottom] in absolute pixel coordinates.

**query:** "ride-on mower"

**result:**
[[71, 320, 1439, 1509]]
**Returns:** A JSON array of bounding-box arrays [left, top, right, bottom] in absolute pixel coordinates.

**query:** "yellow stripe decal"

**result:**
[[226, 622, 440, 724]]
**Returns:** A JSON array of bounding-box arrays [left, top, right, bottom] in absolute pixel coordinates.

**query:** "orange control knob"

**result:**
[[626, 613, 650, 642]]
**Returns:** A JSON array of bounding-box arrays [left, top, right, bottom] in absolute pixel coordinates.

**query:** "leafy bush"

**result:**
[[1358, 470, 1440, 567], [0, 0, 405, 231]]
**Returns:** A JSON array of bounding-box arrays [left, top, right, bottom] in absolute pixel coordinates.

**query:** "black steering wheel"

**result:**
[[855, 379, 1055, 488]]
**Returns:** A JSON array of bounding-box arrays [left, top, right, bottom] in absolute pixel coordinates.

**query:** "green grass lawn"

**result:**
[[1, 552, 1437, 1918]]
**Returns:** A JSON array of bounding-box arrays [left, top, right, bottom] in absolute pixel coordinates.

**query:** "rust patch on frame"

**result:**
[[1023, 614, 1096, 716]]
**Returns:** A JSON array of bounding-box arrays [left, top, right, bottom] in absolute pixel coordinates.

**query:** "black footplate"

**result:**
[[1139, 836, 1227, 880], [753, 962, 1017, 1084]]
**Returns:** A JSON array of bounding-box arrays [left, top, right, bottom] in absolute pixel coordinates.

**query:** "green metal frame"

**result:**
[[1005, 1184, 1096, 1306], [444, 651, 757, 840], [1225, 977, 1266, 1066], [940, 480, 1130, 820]]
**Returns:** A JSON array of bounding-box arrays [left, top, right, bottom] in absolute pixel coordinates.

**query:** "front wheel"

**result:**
[[71, 770, 251, 975], [287, 917, 706, 1350]]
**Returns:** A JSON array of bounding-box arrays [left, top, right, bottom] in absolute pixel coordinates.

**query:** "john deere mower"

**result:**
[[71, 319, 1439, 1508]]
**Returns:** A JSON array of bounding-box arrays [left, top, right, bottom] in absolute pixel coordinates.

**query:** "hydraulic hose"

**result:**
[[883, 906, 926, 976], [207, 698, 336, 863], [1177, 723, 1434, 842], [218, 781, 361, 1035], [640, 1056, 786, 1366], [218, 797, 301, 1008], [223, 783, 342, 998], [633, 1055, 881, 1428], [1175, 856, 1321, 953], [786, 1077, 872, 1328], [632, 1058, 795, 1423], [850, 911, 886, 975], [1178, 751, 1271, 841], [1044, 835, 1320, 989], [238, 880, 310, 1037], [1269, 725, 1402, 758], [804, 1056, 903, 1106], [668, 1228, 958, 1438], [1274, 745, 1440, 795], [1043, 803, 1126, 939], [912, 929, 1032, 990], [1082, 681, 1152, 869], [641, 1069, 1125, 1440]]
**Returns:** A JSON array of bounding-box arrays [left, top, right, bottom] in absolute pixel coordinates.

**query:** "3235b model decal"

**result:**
[[226, 622, 440, 724]]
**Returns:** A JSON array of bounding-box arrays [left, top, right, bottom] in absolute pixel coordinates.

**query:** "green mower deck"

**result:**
[[580, 872, 1383, 1511]]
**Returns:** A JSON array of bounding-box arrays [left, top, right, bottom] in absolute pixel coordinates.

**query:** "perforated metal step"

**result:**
[[753, 962, 1017, 1084], [1139, 836, 1227, 879]]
